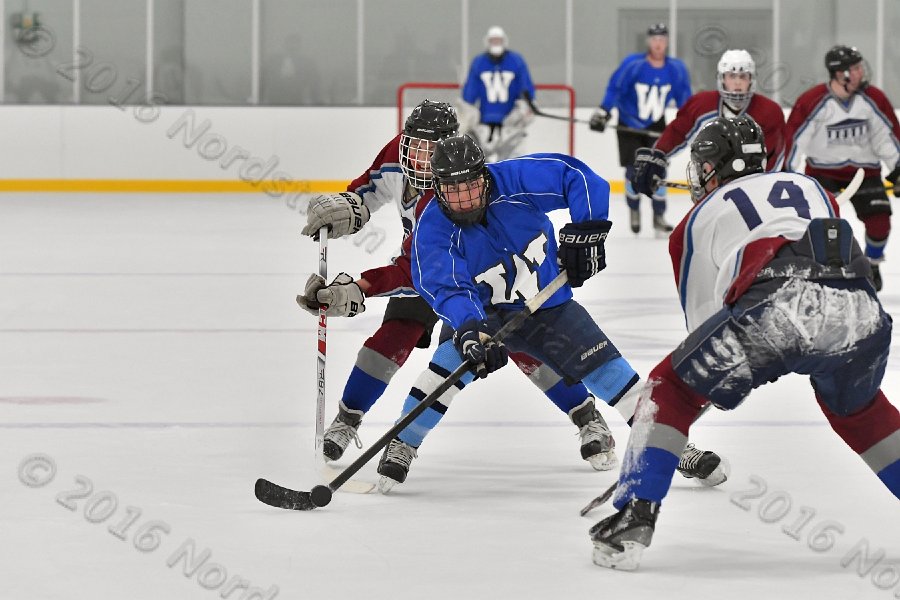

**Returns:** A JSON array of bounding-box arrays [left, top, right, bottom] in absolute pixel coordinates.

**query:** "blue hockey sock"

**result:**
[[341, 367, 388, 413]]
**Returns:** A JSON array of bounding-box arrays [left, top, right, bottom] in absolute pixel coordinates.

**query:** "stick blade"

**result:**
[[255, 478, 317, 511], [580, 482, 618, 517]]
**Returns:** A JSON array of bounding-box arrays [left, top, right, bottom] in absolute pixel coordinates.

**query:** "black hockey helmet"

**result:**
[[825, 45, 863, 78], [431, 135, 491, 226], [687, 115, 766, 201], [400, 100, 460, 190], [647, 22, 668, 36]]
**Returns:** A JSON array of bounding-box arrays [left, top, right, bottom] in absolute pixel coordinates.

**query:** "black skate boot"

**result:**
[[569, 397, 617, 471], [677, 442, 728, 486], [630, 207, 641, 234], [590, 498, 659, 570], [652, 213, 674, 236], [322, 403, 364, 462], [377, 437, 418, 494], [871, 262, 883, 292]]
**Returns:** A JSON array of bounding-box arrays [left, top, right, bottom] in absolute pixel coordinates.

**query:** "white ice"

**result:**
[[1, 192, 898, 600]]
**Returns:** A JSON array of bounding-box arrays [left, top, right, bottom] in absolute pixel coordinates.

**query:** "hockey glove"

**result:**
[[453, 320, 508, 379], [297, 273, 366, 317], [887, 164, 900, 198], [558, 219, 612, 287], [631, 147, 668, 197], [301, 192, 371, 239], [589, 108, 610, 133]]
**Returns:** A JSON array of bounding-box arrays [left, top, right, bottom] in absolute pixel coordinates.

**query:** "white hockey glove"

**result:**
[[297, 273, 366, 318], [301, 192, 370, 239], [456, 98, 480, 135], [502, 98, 535, 129]]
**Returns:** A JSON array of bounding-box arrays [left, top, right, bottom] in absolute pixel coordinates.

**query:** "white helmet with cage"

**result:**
[[717, 49, 756, 111], [484, 26, 508, 57]]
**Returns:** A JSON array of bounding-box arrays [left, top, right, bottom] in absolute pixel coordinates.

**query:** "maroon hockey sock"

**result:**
[[362, 319, 426, 368], [642, 355, 709, 435], [817, 390, 900, 455]]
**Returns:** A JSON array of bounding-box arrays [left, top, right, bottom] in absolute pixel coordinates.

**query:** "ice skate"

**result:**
[[570, 397, 617, 471], [677, 442, 728, 486], [870, 262, 883, 292], [629, 208, 641, 234], [322, 403, 363, 462], [590, 498, 659, 571], [652, 213, 674, 236], [376, 438, 418, 493]]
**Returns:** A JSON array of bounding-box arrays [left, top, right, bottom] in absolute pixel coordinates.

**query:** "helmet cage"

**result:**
[[400, 100, 459, 190], [717, 50, 756, 111]]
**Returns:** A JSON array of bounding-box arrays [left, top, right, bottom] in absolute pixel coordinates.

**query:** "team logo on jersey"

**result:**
[[634, 83, 671, 122], [826, 118, 869, 146], [480, 70, 516, 103]]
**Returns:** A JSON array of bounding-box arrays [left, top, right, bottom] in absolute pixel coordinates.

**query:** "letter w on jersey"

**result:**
[[635, 83, 671, 122], [480, 71, 516, 103]]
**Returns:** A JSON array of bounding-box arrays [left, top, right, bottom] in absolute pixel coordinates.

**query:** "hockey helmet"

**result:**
[[825, 45, 863, 77], [431, 135, 491, 226], [687, 116, 766, 202], [717, 50, 756, 111], [400, 100, 460, 190], [485, 26, 508, 57], [647, 22, 668, 37]]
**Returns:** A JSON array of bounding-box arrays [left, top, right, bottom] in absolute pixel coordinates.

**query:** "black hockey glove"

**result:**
[[631, 147, 668, 197], [887, 164, 900, 198], [558, 219, 612, 287], [453, 320, 508, 379], [589, 108, 610, 133]]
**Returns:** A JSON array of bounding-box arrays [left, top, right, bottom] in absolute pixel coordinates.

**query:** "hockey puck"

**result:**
[[310, 485, 332, 507]]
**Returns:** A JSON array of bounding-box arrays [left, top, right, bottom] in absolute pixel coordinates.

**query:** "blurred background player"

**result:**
[[589, 23, 691, 235], [630, 50, 786, 203], [458, 26, 536, 162], [591, 116, 900, 571], [301, 101, 619, 473], [374, 135, 727, 493], [785, 45, 900, 291]]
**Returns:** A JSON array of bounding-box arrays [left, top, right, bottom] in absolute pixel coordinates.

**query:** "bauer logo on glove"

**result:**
[[297, 273, 366, 318]]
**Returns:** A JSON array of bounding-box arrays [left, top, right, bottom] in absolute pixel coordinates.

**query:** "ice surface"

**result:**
[[1, 192, 897, 599]]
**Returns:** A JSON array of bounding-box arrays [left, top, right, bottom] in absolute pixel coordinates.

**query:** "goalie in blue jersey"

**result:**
[[590, 23, 692, 235], [374, 134, 727, 493]]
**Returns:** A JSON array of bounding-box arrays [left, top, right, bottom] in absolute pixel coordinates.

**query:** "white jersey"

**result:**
[[675, 172, 837, 332]]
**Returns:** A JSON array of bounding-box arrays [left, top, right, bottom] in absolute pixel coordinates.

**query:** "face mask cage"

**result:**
[[435, 174, 489, 226], [717, 71, 755, 111], [687, 159, 712, 203], [400, 134, 439, 190]]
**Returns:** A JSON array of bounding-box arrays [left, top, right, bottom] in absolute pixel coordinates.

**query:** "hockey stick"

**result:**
[[656, 178, 691, 191], [836, 168, 865, 205], [255, 270, 570, 511], [314, 227, 328, 468], [528, 106, 662, 138], [579, 403, 715, 517]]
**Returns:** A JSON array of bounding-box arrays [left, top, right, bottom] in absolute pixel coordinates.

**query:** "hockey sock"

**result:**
[[582, 357, 640, 421], [625, 179, 640, 212], [612, 354, 708, 509], [651, 194, 667, 216], [396, 340, 475, 448], [861, 213, 889, 261], [341, 319, 425, 413], [817, 390, 900, 499], [509, 352, 594, 414]]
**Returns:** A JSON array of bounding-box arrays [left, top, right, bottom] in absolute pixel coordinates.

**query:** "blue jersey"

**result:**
[[600, 53, 691, 129], [410, 154, 610, 331], [462, 51, 536, 125]]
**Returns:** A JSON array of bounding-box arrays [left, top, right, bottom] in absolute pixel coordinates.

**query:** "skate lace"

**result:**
[[678, 442, 703, 471], [576, 420, 612, 446], [325, 421, 363, 450], [384, 440, 417, 468]]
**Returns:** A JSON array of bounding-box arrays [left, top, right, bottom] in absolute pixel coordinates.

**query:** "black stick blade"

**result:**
[[580, 482, 618, 517], [255, 478, 317, 511]]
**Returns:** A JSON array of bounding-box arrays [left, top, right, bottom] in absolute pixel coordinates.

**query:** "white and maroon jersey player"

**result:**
[[347, 134, 434, 297], [670, 171, 840, 331], [785, 83, 900, 182]]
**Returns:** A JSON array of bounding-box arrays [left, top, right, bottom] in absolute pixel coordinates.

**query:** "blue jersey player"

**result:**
[[460, 26, 536, 162], [374, 134, 726, 493], [590, 23, 691, 235]]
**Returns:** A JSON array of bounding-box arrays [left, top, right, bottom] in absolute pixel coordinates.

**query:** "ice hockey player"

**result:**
[[458, 26, 536, 162], [300, 100, 620, 474], [373, 134, 728, 493], [785, 45, 900, 291], [591, 115, 900, 572], [589, 22, 691, 234], [631, 50, 786, 207]]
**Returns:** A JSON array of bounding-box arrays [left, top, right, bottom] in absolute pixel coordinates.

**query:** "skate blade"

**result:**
[[698, 457, 730, 488], [592, 540, 646, 571], [587, 451, 619, 472], [377, 475, 400, 495]]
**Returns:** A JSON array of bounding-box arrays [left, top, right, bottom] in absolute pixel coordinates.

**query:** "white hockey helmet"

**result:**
[[717, 49, 756, 110], [485, 26, 508, 57]]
